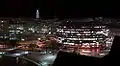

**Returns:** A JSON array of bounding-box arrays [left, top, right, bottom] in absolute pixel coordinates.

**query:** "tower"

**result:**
[[36, 9, 40, 19]]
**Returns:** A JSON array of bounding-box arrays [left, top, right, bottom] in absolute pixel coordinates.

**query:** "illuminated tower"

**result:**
[[36, 9, 39, 19]]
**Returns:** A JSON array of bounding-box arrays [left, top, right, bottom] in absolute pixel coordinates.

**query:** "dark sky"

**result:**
[[0, 0, 118, 19]]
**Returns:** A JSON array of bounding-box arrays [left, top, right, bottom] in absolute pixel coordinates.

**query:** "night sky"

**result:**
[[0, 0, 118, 19]]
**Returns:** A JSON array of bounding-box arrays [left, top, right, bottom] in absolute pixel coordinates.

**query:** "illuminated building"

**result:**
[[56, 20, 113, 50], [0, 19, 9, 40], [36, 9, 40, 19], [9, 18, 24, 40], [7, 17, 60, 41]]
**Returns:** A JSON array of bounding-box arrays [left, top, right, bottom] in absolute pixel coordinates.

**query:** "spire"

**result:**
[[36, 9, 40, 19]]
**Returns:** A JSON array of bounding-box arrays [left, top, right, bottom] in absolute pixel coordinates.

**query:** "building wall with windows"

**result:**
[[56, 21, 113, 49], [0, 20, 9, 40]]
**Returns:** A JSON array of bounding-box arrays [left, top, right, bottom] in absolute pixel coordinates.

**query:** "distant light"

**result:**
[[14, 53, 21, 56], [0, 52, 5, 54], [79, 41, 82, 43], [7, 48, 14, 50], [93, 41, 96, 42], [41, 62, 48, 65], [82, 50, 91, 53], [86, 46, 90, 48], [46, 55, 55, 60], [24, 51, 29, 54], [20, 32, 23, 33], [77, 34, 81, 35], [64, 26, 66, 28], [99, 53, 105, 56], [21, 39, 25, 41], [49, 32, 51, 34], [38, 38, 41, 40], [81, 45, 85, 47], [106, 29, 109, 32], [1, 21, 3, 23], [37, 31, 39, 33]]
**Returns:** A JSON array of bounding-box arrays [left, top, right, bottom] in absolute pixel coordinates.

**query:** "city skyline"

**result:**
[[0, 1, 120, 66]]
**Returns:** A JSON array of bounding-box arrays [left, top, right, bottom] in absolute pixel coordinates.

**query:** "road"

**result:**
[[0, 49, 58, 66], [25, 51, 57, 66], [0, 48, 110, 66], [22, 56, 41, 66]]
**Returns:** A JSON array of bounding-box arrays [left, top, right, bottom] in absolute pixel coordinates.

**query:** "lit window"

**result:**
[[10, 38, 15, 40], [106, 29, 109, 32], [64, 26, 66, 28], [77, 34, 81, 35], [4, 36, 7, 38], [9, 30, 15, 32], [20, 32, 23, 34], [66, 21, 69, 22], [49, 32, 51, 34]]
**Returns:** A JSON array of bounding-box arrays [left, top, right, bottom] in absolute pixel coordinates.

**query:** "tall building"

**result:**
[[36, 9, 40, 19]]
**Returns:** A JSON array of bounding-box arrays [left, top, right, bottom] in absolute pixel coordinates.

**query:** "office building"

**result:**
[[56, 20, 113, 51]]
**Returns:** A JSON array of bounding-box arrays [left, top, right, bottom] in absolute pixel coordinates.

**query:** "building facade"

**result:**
[[56, 20, 113, 51]]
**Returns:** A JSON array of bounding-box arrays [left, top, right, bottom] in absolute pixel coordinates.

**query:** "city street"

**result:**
[[25, 51, 57, 66], [0, 48, 58, 66], [0, 48, 110, 66]]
